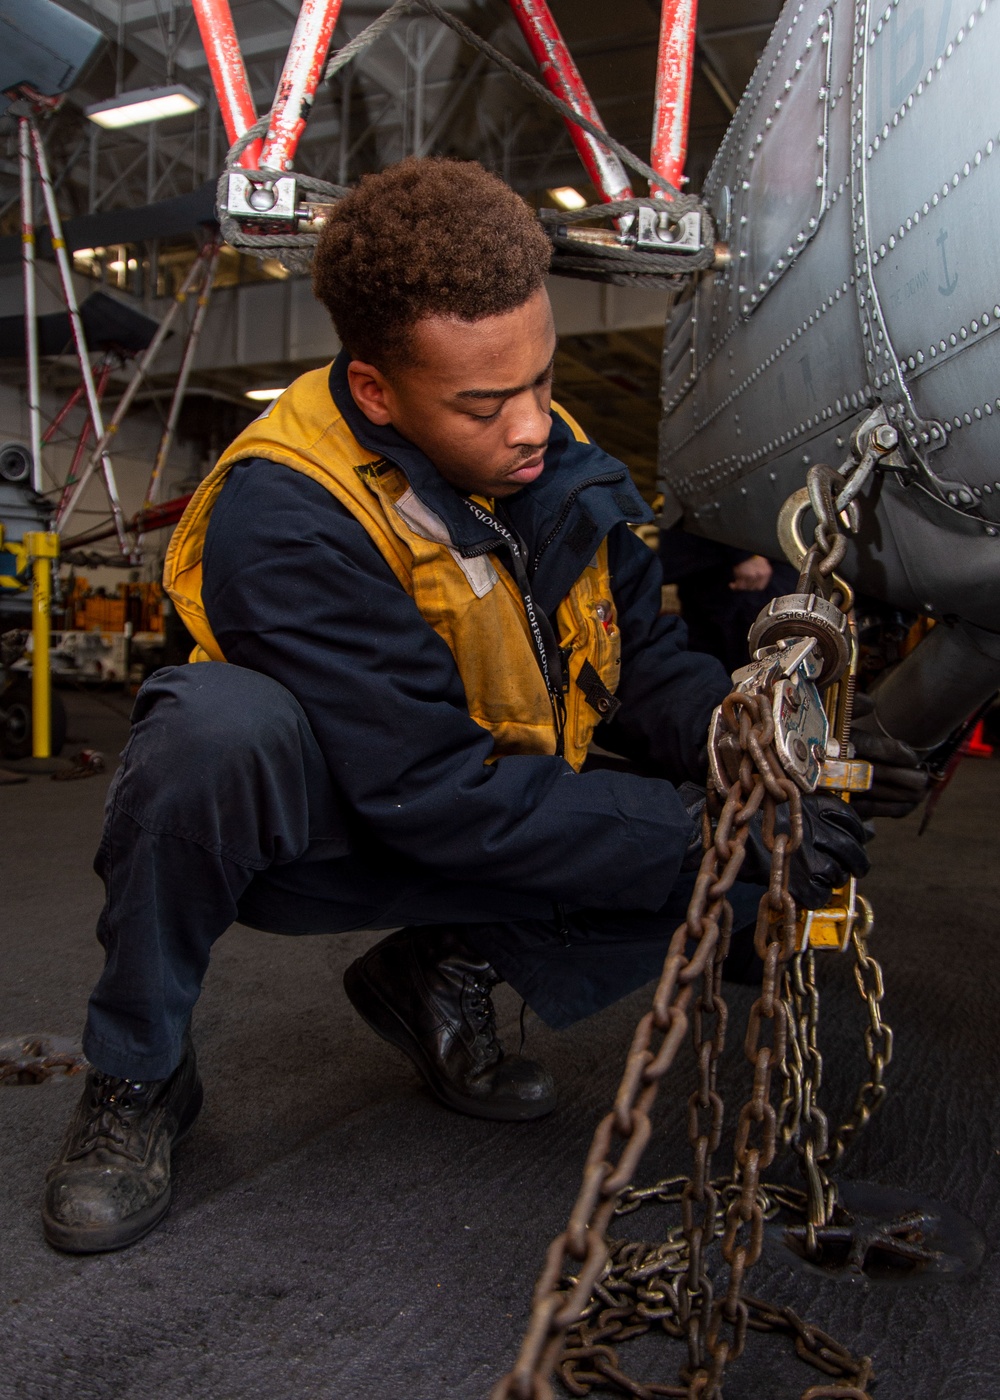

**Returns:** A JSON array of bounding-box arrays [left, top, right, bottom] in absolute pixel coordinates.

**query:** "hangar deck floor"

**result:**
[[3, 686, 1000, 1400]]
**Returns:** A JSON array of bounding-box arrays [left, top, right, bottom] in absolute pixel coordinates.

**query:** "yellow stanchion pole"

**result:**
[[24, 531, 58, 759]]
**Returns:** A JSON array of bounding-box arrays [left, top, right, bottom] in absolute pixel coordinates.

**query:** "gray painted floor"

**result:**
[[3, 686, 1000, 1400]]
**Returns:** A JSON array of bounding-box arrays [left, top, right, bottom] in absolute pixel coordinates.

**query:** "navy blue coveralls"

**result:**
[[84, 354, 759, 1082]]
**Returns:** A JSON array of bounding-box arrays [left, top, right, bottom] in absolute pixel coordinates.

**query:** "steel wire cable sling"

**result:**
[[214, 0, 716, 285]]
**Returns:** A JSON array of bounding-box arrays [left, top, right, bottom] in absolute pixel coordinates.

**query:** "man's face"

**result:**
[[347, 286, 556, 498]]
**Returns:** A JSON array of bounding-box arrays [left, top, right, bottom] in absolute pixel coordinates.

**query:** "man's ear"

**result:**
[[347, 359, 394, 425]]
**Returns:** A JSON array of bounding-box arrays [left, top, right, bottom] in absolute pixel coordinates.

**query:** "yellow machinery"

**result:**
[[0, 527, 59, 759]]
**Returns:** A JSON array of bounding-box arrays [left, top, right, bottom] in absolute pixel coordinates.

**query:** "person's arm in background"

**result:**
[[729, 555, 773, 591]]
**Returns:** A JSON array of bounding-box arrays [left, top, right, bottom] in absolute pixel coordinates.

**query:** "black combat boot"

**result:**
[[42, 1036, 203, 1253], [344, 926, 557, 1121]]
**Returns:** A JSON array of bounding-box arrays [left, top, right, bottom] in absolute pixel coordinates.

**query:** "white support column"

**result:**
[[29, 118, 128, 554], [18, 118, 42, 494]]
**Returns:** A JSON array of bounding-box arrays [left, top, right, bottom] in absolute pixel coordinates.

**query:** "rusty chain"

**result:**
[[678, 808, 731, 1379], [0, 1036, 88, 1085], [780, 948, 835, 1247], [776, 462, 894, 1241], [783, 898, 892, 1170], [490, 678, 874, 1400], [493, 454, 890, 1400], [489, 685, 770, 1398], [797, 464, 858, 603], [699, 694, 803, 1399], [552, 1177, 871, 1400], [832, 902, 892, 1168]]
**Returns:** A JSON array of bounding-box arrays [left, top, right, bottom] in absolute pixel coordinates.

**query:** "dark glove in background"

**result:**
[[850, 690, 929, 819], [742, 792, 871, 909]]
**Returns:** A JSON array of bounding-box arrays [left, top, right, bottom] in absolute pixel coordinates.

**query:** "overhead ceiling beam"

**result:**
[[699, 20, 775, 42], [696, 47, 738, 115]]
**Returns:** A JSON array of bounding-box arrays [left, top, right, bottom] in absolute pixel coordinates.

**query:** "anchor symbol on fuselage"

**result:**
[[937, 228, 958, 296]]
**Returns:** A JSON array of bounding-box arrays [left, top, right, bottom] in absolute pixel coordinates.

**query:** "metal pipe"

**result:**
[[191, 0, 262, 168], [412, 23, 425, 158], [699, 51, 737, 116], [62, 494, 193, 551], [651, 0, 698, 195], [87, 124, 99, 214], [700, 20, 773, 41], [337, 67, 352, 186], [29, 119, 128, 555], [506, 0, 632, 203], [146, 122, 157, 203], [418, 49, 486, 159], [25, 531, 58, 759], [56, 356, 114, 519], [61, 244, 215, 529], [260, 0, 345, 171], [19, 119, 42, 494], [145, 242, 222, 506], [43, 383, 85, 445]]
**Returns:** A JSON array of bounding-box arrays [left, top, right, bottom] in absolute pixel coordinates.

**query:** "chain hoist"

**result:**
[[493, 421, 903, 1400], [767, 443, 895, 1248]]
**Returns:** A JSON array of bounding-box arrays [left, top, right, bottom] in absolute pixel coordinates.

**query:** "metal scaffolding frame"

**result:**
[[16, 100, 128, 556], [3, 0, 777, 231], [190, 0, 697, 204]]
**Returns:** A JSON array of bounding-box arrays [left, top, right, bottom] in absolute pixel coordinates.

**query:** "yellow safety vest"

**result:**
[[163, 365, 621, 772]]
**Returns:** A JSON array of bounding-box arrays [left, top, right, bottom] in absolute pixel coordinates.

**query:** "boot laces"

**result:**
[[464, 975, 504, 1065], [79, 1074, 156, 1153], [466, 980, 496, 1035]]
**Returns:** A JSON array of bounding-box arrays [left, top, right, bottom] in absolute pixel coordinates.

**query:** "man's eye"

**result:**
[[471, 406, 502, 421]]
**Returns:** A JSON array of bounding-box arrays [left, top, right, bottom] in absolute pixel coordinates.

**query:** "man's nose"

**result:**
[[506, 389, 551, 448]]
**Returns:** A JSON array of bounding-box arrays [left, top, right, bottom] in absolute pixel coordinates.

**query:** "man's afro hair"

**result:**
[[312, 157, 552, 369]]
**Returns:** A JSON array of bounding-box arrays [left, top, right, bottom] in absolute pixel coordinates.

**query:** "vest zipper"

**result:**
[[530, 470, 627, 572], [460, 497, 568, 758]]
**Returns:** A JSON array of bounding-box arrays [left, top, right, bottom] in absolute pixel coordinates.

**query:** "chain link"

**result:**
[[0, 1036, 88, 1085], [490, 684, 785, 1400], [490, 674, 878, 1400], [700, 695, 803, 1397], [780, 949, 835, 1247], [493, 454, 890, 1400], [678, 808, 731, 1379], [827, 900, 893, 1169], [776, 461, 893, 1234], [550, 1179, 872, 1400]]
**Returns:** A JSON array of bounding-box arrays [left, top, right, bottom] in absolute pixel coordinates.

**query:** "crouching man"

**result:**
[[42, 159, 868, 1253]]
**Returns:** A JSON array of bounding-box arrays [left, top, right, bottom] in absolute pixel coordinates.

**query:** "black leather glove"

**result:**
[[740, 792, 871, 909], [677, 782, 709, 871], [678, 783, 870, 909], [850, 690, 929, 819]]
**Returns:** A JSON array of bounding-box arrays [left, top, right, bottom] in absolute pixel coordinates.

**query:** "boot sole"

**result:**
[[343, 959, 554, 1122], [42, 1078, 204, 1254]]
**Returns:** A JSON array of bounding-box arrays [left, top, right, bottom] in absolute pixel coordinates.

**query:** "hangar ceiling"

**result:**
[[7, 0, 783, 229], [0, 0, 784, 494]]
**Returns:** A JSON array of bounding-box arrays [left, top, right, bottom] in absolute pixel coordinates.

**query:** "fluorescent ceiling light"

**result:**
[[245, 387, 286, 402], [86, 85, 202, 130], [548, 186, 588, 210]]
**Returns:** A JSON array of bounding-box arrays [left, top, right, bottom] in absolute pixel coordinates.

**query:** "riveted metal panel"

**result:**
[[659, 0, 1000, 633]]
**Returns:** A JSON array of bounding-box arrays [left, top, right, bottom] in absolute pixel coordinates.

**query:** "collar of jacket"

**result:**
[[328, 352, 652, 613]]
